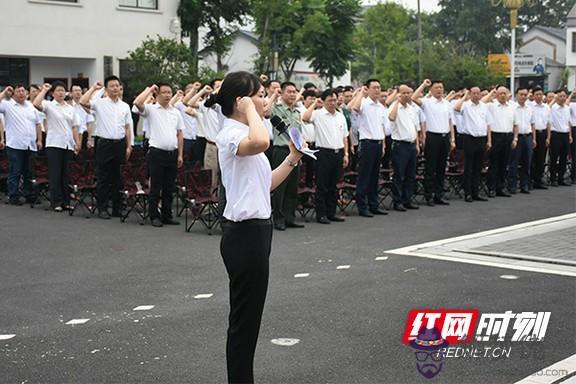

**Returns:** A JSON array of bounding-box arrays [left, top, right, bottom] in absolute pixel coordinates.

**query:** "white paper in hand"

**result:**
[[289, 128, 319, 160]]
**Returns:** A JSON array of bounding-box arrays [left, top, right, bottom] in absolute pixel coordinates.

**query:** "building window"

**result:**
[[119, 0, 157, 10], [573, 32, 576, 53], [0, 58, 30, 87]]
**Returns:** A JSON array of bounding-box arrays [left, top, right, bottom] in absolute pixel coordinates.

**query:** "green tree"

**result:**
[[123, 36, 222, 99], [178, 0, 250, 73]]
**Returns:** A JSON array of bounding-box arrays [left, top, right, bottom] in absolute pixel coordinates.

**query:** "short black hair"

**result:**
[[344, 85, 354, 92], [430, 80, 443, 86], [156, 82, 172, 91], [51, 81, 67, 92], [70, 84, 82, 92], [281, 81, 296, 91], [264, 79, 280, 89], [29, 84, 40, 91], [516, 86, 529, 94], [209, 78, 223, 88], [214, 71, 262, 117], [104, 75, 121, 88], [13, 84, 26, 90], [302, 89, 317, 99], [320, 89, 337, 101], [303, 82, 316, 90], [556, 88, 568, 95], [365, 78, 380, 88], [532, 86, 543, 94]]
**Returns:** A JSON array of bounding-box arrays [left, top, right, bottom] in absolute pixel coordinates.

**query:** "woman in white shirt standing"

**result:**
[[33, 82, 81, 211], [214, 71, 303, 384]]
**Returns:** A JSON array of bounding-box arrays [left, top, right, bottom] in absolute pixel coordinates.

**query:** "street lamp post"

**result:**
[[492, 0, 537, 95]]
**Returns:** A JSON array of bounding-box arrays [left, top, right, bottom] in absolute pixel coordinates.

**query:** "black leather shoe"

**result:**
[[286, 222, 305, 228], [162, 218, 180, 225], [434, 198, 450, 205], [558, 182, 570, 186], [487, 190, 496, 198], [473, 196, 488, 202], [316, 216, 331, 224], [98, 210, 111, 220], [393, 204, 407, 212], [425, 199, 435, 207], [550, 181, 558, 187], [151, 218, 164, 227], [496, 191, 511, 197], [533, 184, 548, 190], [404, 203, 420, 210], [328, 216, 345, 222], [370, 208, 388, 215], [111, 210, 123, 218], [509, 189, 517, 195], [9, 198, 23, 206], [359, 210, 374, 217], [274, 223, 287, 231], [520, 189, 530, 194], [465, 195, 473, 202]]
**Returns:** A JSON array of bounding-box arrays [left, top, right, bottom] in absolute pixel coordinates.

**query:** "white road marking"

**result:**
[[271, 338, 300, 346], [404, 268, 417, 272], [194, 293, 213, 299], [499, 275, 519, 280], [0, 334, 15, 340], [386, 213, 576, 277], [65, 319, 90, 325], [133, 305, 155, 311], [375, 256, 389, 261], [294, 273, 310, 278], [336, 265, 351, 270], [513, 352, 576, 384]]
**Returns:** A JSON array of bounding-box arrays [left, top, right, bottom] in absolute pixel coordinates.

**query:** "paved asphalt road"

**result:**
[[0, 185, 575, 383]]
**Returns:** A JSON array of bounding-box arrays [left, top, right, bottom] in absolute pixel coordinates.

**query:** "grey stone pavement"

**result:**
[[0, 184, 575, 383]]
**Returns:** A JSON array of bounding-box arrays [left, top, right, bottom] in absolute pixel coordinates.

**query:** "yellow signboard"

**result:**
[[488, 54, 511, 75]]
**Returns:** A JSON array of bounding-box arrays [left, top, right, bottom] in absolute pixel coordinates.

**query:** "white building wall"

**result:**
[[567, 29, 576, 90], [0, 0, 179, 84]]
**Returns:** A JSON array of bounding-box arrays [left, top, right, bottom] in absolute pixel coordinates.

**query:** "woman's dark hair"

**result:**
[[214, 71, 262, 117]]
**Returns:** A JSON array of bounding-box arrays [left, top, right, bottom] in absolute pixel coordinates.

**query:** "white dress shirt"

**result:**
[[298, 105, 316, 143], [420, 97, 452, 134], [175, 101, 198, 140], [91, 97, 132, 139], [459, 101, 491, 137], [569, 102, 576, 127], [0, 99, 42, 151], [486, 101, 517, 133], [514, 103, 534, 135], [309, 107, 347, 149], [141, 103, 183, 151], [531, 103, 551, 131], [216, 118, 272, 222], [43, 100, 80, 150], [357, 97, 386, 140], [450, 99, 463, 129], [550, 104, 571, 133], [198, 101, 224, 142], [390, 102, 419, 143], [73, 102, 94, 135], [132, 104, 150, 139]]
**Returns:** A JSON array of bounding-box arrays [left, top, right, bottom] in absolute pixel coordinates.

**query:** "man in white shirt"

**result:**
[[548, 89, 573, 186], [134, 83, 184, 227], [348, 79, 388, 217], [508, 87, 535, 194], [70, 84, 94, 150], [530, 87, 551, 189], [0, 85, 43, 205], [302, 89, 349, 224], [412, 79, 456, 206], [454, 87, 492, 202], [388, 85, 420, 211], [569, 89, 576, 184], [80, 76, 133, 219], [483, 86, 518, 197], [298, 89, 318, 189]]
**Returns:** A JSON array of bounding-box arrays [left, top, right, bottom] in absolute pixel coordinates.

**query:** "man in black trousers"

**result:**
[[411, 79, 456, 206], [80, 76, 133, 219], [530, 87, 551, 189], [548, 89, 573, 186], [302, 89, 349, 224]]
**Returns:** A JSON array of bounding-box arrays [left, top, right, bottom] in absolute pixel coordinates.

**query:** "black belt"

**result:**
[[517, 133, 531, 137], [492, 132, 512, 136], [551, 131, 569, 135], [462, 134, 487, 139], [222, 218, 272, 226], [150, 147, 178, 154], [392, 139, 416, 144], [99, 137, 125, 143], [318, 147, 343, 153], [427, 132, 449, 137], [360, 139, 383, 144]]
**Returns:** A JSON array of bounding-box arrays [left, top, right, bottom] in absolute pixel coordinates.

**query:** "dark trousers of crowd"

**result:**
[[423, 132, 450, 202], [184, 138, 205, 166], [381, 135, 393, 179], [220, 218, 273, 384], [315, 148, 343, 219], [571, 127, 576, 184], [531, 130, 548, 187], [461, 135, 486, 198], [6, 147, 34, 203], [508, 134, 533, 193], [147, 147, 177, 221], [303, 142, 316, 188], [96, 138, 126, 213], [487, 132, 513, 193], [355, 139, 382, 212], [46, 147, 72, 208], [549, 132, 570, 185], [271, 146, 299, 226], [391, 141, 417, 207]]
